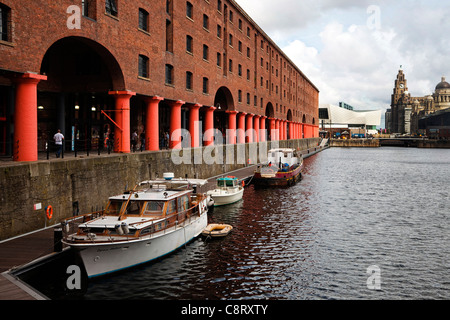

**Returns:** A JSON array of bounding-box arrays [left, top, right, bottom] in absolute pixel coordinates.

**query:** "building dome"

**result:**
[[436, 76, 450, 90]]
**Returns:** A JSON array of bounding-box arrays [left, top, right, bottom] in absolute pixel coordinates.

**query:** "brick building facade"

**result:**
[[0, 0, 319, 161]]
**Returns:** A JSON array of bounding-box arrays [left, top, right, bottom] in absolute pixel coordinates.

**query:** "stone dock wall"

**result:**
[[329, 139, 380, 148], [0, 138, 321, 240]]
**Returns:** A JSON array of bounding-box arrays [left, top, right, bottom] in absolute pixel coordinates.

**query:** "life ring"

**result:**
[[46, 205, 53, 220], [241, 180, 245, 187]]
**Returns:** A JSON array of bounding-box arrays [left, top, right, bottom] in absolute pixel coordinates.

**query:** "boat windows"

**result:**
[[217, 179, 236, 187], [126, 201, 144, 215], [143, 201, 165, 216], [106, 200, 125, 214], [177, 195, 189, 213], [167, 199, 176, 215]]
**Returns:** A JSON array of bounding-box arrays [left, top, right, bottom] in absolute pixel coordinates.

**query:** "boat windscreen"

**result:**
[[106, 200, 125, 214], [143, 201, 165, 216]]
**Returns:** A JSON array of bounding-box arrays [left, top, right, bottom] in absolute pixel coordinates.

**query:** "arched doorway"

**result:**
[[287, 109, 293, 139], [212, 86, 234, 144], [38, 36, 125, 154], [265, 102, 275, 141], [213, 87, 234, 135]]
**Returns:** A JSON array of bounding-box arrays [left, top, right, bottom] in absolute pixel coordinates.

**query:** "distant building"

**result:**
[[389, 68, 450, 134], [418, 108, 450, 139], [319, 104, 382, 137], [385, 108, 392, 131], [338, 102, 355, 111]]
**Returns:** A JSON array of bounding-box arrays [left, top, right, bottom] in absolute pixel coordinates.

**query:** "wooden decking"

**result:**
[[0, 228, 55, 300]]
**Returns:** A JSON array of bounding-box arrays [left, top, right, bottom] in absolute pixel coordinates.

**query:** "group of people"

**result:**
[[131, 130, 146, 152], [52, 128, 168, 157]]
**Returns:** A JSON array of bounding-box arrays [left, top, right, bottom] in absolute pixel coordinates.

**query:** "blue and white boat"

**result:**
[[207, 176, 244, 206]]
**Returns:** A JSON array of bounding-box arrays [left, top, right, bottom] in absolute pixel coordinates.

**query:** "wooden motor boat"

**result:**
[[201, 223, 233, 238], [61, 174, 213, 278]]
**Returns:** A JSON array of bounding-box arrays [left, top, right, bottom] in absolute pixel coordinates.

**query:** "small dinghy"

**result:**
[[202, 224, 233, 238]]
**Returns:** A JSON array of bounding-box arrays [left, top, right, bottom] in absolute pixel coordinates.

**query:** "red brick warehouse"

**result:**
[[0, 0, 319, 161]]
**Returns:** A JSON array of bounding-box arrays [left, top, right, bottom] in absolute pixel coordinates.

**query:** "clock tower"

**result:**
[[390, 68, 411, 133], [391, 68, 408, 106]]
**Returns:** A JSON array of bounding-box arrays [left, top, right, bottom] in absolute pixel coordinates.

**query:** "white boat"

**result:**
[[61, 175, 212, 278], [207, 176, 244, 206]]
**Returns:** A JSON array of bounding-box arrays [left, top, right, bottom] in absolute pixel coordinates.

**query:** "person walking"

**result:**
[[131, 130, 138, 152], [54, 129, 64, 158]]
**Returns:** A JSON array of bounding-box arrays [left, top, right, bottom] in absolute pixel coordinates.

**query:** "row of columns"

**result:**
[[12, 73, 317, 161]]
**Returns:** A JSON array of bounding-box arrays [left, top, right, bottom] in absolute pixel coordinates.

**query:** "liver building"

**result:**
[[387, 68, 450, 134]]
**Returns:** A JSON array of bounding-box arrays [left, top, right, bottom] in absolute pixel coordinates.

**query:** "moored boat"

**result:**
[[252, 148, 303, 187], [201, 224, 233, 238], [61, 175, 211, 278], [207, 176, 244, 206]]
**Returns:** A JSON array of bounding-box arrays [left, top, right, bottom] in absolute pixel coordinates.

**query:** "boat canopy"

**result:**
[[216, 176, 239, 187]]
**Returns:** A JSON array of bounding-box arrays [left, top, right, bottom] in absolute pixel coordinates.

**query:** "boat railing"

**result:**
[[61, 211, 105, 236]]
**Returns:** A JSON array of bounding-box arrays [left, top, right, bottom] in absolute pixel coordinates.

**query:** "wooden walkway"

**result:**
[[0, 228, 55, 300]]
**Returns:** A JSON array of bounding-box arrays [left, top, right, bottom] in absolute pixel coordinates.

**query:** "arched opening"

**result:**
[[212, 86, 234, 141], [287, 109, 293, 139], [265, 102, 275, 141], [38, 36, 125, 153]]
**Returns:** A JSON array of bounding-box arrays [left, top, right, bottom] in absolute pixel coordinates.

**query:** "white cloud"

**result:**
[[235, 0, 450, 121]]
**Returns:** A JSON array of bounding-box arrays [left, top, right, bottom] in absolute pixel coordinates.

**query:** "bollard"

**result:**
[[54, 227, 63, 252]]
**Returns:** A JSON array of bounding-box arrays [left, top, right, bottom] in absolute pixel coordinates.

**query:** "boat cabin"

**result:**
[[267, 148, 299, 169], [106, 189, 192, 219], [72, 188, 202, 240], [216, 176, 240, 188]]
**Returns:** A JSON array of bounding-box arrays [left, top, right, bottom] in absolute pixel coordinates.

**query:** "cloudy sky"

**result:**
[[235, 0, 450, 125]]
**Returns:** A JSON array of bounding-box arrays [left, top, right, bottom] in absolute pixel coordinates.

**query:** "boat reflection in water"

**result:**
[[252, 148, 303, 187], [61, 174, 212, 278]]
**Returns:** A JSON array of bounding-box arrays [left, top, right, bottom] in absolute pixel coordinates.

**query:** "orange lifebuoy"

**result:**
[[242, 181, 245, 187], [46, 205, 53, 220]]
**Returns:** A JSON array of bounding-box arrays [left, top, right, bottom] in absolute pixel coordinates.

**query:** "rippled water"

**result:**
[[80, 147, 450, 300]]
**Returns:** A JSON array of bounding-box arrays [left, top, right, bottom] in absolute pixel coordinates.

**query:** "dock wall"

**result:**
[[329, 139, 380, 148], [0, 138, 320, 240]]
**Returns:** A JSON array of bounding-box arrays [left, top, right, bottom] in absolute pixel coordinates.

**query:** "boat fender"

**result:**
[[242, 180, 245, 187], [46, 205, 53, 220], [61, 221, 70, 233], [115, 224, 124, 235], [121, 222, 130, 234]]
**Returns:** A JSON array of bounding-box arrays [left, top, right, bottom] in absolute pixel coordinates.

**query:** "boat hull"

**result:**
[[207, 188, 244, 206], [252, 164, 302, 187], [69, 213, 208, 278]]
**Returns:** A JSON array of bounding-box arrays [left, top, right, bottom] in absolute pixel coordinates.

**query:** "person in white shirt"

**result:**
[[54, 129, 64, 158]]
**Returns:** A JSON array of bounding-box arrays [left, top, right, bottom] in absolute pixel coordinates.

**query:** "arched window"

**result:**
[[0, 3, 11, 42], [138, 55, 149, 79], [82, 0, 97, 20], [186, 71, 193, 90], [105, 0, 118, 17], [186, 2, 193, 19], [165, 64, 174, 85], [139, 8, 149, 32], [186, 35, 193, 54]]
